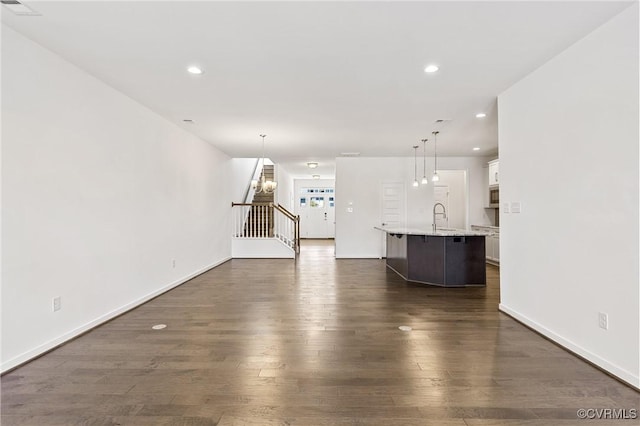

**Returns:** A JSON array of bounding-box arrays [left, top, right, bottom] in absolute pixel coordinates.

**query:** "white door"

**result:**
[[298, 189, 335, 238], [433, 185, 450, 229], [380, 182, 406, 258]]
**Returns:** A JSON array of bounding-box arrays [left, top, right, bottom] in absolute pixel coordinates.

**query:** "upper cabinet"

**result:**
[[488, 159, 499, 187]]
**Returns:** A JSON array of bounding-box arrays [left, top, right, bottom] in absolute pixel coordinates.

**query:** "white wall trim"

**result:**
[[231, 238, 295, 258], [0, 257, 231, 374], [335, 255, 381, 259], [499, 303, 640, 390]]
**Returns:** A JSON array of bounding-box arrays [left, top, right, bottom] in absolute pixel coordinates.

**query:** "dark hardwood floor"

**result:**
[[2, 239, 638, 425]]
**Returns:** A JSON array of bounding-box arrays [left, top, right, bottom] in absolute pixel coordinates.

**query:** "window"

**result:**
[[300, 188, 335, 206], [310, 197, 324, 208]]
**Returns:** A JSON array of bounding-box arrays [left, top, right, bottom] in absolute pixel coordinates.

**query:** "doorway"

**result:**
[[434, 170, 467, 229], [297, 187, 335, 239], [433, 184, 450, 229]]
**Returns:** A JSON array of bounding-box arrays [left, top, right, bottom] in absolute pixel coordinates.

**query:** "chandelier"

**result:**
[[251, 134, 277, 194]]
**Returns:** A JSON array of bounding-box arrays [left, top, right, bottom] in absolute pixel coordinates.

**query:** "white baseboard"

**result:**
[[499, 303, 639, 390], [334, 252, 382, 259], [1, 257, 231, 374], [335, 256, 382, 259]]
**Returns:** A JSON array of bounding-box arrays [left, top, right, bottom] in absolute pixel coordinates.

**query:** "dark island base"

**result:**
[[386, 233, 486, 287]]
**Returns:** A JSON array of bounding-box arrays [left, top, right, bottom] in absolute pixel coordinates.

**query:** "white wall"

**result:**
[[231, 158, 258, 203], [498, 4, 639, 388], [275, 165, 295, 211], [335, 156, 490, 258], [1, 26, 232, 372]]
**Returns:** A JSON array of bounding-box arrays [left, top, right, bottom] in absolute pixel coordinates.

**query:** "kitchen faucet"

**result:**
[[432, 202, 447, 232]]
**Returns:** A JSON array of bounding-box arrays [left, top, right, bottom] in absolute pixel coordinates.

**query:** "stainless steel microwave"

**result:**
[[489, 187, 499, 207]]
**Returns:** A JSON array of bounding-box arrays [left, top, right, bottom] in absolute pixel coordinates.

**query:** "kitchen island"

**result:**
[[375, 227, 488, 287]]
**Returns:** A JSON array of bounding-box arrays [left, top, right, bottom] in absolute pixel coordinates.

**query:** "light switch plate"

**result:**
[[511, 202, 521, 213], [502, 203, 510, 214]]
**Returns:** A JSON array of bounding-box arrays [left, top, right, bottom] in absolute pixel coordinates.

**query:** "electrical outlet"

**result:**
[[598, 312, 608, 330], [172, 259, 176, 268], [53, 297, 61, 312]]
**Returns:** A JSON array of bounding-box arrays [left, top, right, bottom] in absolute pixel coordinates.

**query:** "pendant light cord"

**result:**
[[422, 139, 428, 178], [433, 131, 439, 172], [260, 134, 266, 171], [413, 145, 418, 180]]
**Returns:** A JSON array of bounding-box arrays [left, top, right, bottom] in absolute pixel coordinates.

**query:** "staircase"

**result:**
[[244, 165, 274, 237], [251, 165, 275, 204], [231, 163, 300, 258]]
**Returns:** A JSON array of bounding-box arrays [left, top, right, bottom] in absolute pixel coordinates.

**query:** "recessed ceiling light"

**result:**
[[476, 113, 487, 118], [473, 147, 481, 151], [187, 66, 203, 75], [307, 162, 318, 169], [312, 175, 320, 179], [424, 65, 439, 73]]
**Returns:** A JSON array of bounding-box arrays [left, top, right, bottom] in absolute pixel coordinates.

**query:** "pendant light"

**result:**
[[431, 131, 440, 182], [412, 145, 419, 187], [421, 138, 429, 184], [251, 134, 277, 193]]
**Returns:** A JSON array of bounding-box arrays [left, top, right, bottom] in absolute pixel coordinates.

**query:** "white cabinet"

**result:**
[[488, 233, 500, 264], [485, 234, 492, 260], [471, 225, 500, 265], [488, 159, 499, 186]]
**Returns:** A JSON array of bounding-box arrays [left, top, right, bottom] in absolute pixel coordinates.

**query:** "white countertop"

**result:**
[[374, 226, 493, 237], [471, 224, 500, 230]]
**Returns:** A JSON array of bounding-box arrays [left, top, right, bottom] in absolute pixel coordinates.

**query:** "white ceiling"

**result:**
[[2, 1, 633, 178]]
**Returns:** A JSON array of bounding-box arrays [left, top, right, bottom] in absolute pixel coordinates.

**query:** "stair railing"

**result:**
[[231, 202, 300, 254], [274, 204, 300, 254]]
